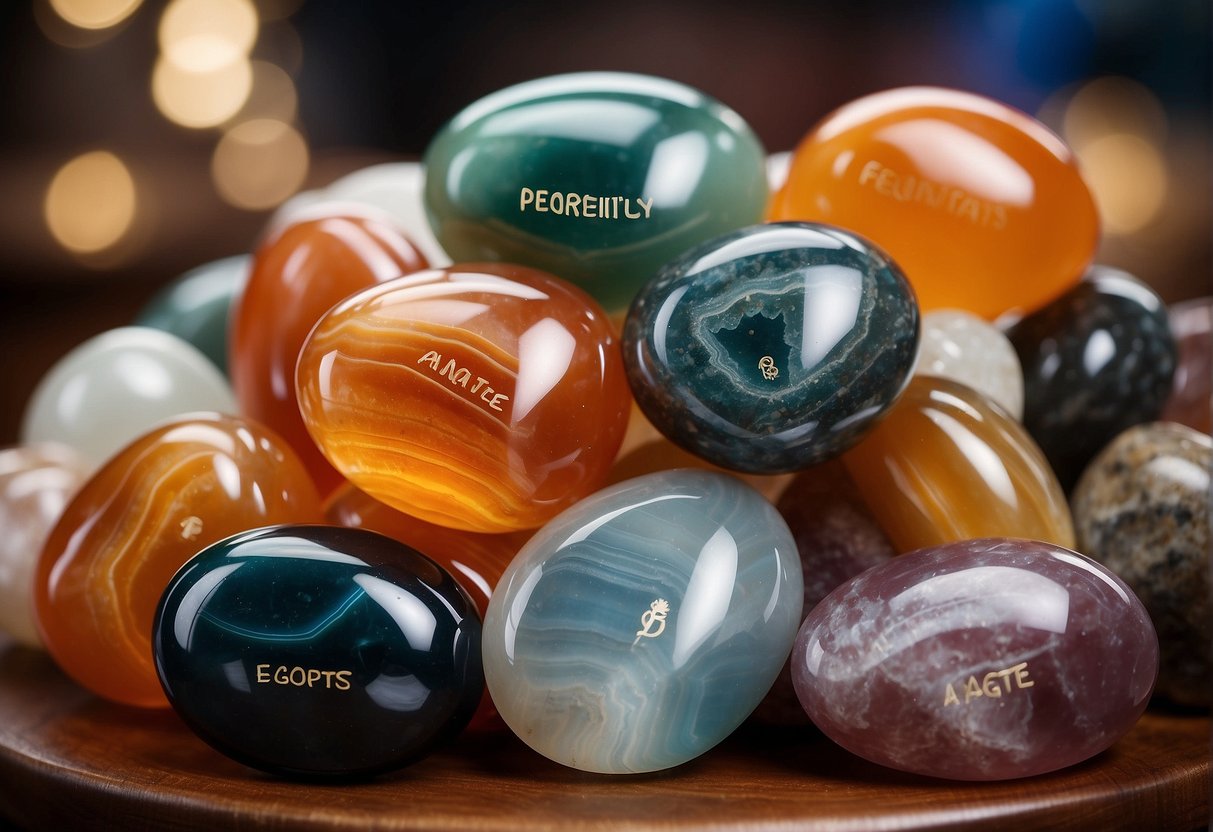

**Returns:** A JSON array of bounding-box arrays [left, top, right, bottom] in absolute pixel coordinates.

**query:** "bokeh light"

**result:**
[[1076, 133, 1168, 235], [237, 60, 298, 123], [159, 0, 259, 73], [44, 151, 137, 254], [211, 119, 309, 209], [152, 54, 254, 128], [49, 0, 143, 30]]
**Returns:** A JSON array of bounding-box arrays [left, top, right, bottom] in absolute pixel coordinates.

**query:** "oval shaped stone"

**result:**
[[297, 264, 630, 533], [1160, 297, 1211, 434], [1008, 266, 1177, 491], [423, 72, 768, 312], [135, 255, 250, 376], [623, 223, 919, 473], [792, 537, 1157, 780], [770, 87, 1098, 319], [231, 206, 429, 495], [34, 414, 324, 708], [20, 327, 236, 471], [842, 375, 1075, 551], [482, 469, 803, 773], [1072, 422, 1211, 707], [915, 309, 1024, 419], [0, 443, 89, 648], [153, 525, 482, 778]]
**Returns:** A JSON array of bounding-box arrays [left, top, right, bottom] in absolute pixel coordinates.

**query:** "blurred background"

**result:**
[[0, 0, 1209, 443]]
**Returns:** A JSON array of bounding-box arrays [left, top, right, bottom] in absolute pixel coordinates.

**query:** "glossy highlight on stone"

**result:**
[[792, 538, 1157, 780], [842, 375, 1075, 552], [231, 207, 428, 495], [20, 327, 236, 471], [34, 414, 324, 708], [770, 87, 1098, 319], [1008, 266, 1177, 491], [623, 223, 918, 473], [424, 72, 769, 312], [482, 469, 803, 774], [0, 444, 89, 648], [915, 309, 1024, 419], [135, 255, 250, 376], [1160, 297, 1211, 434], [154, 525, 482, 778], [297, 264, 630, 533], [1071, 422, 1211, 707]]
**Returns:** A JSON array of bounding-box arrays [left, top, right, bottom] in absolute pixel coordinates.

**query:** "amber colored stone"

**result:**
[[230, 207, 428, 496], [297, 264, 631, 533], [770, 87, 1098, 319], [34, 414, 324, 708], [842, 376, 1075, 551], [326, 484, 531, 731]]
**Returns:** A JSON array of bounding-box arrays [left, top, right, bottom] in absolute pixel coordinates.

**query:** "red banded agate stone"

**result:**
[[792, 538, 1157, 780], [297, 264, 630, 533]]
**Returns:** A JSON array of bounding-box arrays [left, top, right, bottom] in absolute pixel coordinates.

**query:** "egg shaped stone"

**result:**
[[792, 537, 1158, 781], [914, 309, 1024, 419], [34, 414, 324, 708], [153, 525, 482, 778], [770, 87, 1098, 320], [423, 72, 768, 312], [1160, 297, 1211, 434], [623, 222, 919, 473], [482, 469, 803, 774], [20, 327, 236, 471], [297, 264, 631, 533], [1007, 266, 1177, 491]]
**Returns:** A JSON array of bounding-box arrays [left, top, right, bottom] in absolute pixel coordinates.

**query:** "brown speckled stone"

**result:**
[[1071, 421, 1211, 707]]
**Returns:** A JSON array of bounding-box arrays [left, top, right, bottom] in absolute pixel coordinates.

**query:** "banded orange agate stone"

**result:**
[[230, 208, 428, 495], [769, 87, 1098, 319], [841, 376, 1075, 552], [297, 264, 630, 533], [34, 414, 324, 708]]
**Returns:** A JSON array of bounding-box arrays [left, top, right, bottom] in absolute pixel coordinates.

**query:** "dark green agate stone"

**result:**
[[153, 525, 483, 779], [622, 223, 919, 473], [423, 72, 768, 312]]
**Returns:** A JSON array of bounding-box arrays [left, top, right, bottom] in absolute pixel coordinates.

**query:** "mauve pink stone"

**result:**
[[792, 537, 1158, 781]]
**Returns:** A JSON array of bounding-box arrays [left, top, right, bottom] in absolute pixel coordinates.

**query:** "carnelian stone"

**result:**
[[842, 376, 1075, 552], [34, 414, 324, 708], [770, 87, 1098, 319], [297, 264, 631, 533], [230, 208, 428, 495]]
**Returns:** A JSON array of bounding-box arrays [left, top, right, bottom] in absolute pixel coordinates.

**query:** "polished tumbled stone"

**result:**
[[482, 469, 803, 773], [623, 223, 919, 473], [915, 309, 1024, 419], [793, 538, 1157, 780], [154, 525, 483, 778], [1071, 422, 1211, 707], [1007, 266, 1176, 491]]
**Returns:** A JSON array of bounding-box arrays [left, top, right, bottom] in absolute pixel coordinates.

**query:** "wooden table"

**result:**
[[0, 643, 1207, 831]]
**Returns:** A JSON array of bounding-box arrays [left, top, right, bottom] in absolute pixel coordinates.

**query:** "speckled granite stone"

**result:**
[[1071, 421, 1211, 707]]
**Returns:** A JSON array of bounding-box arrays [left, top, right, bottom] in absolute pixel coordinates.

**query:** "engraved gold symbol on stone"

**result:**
[[180, 516, 203, 541], [758, 355, 779, 381], [633, 598, 670, 644]]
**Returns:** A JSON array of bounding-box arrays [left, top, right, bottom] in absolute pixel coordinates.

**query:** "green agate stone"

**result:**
[[423, 73, 768, 312]]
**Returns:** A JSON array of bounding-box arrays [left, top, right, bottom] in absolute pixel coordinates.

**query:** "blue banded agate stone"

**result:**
[[622, 223, 919, 473], [482, 469, 802, 774], [153, 525, 483, 778], [423, 72, 768, 312]]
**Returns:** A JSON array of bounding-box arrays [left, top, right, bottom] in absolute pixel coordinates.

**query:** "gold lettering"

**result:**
[[335, 671, 353, 691], [519, 187, 535, 212], [943, 683, 960, 706], [565, 192, 581, 216], [255, 664, 356, 692], [417, 350, 440, 369], [945, 661, 1036, 706], [981, 672, 1003, 697], [534, 189, 548, 211], [289, 667, 307, 686], [964, 676, 983, 703], [487, 391, 509, 411], [583, 196, 597, 218], [307, 669, 322, 687], [636, 196, 653, 219], [858, 160, 882, 186], [274, 666, 289, 684], [256, 664, 270, 683], [1012, 662, 1033, 689], [452, 367, 471, 387], [549, 190, 564, 214]]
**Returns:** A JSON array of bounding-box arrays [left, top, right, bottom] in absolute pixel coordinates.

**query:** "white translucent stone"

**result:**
[[914, 309, 1025, 419]]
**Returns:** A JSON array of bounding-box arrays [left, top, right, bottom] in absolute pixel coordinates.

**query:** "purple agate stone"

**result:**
[[791, 538, 1157, 781]]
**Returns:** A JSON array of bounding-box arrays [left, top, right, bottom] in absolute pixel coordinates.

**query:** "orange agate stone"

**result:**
[[769, 87, 1098, 319], [34, 414, 324, 708], [230, 207, 428, 495], [327, 484, 531, 731], [842, 376, 1075, 552], [297, 264, 631, 533]]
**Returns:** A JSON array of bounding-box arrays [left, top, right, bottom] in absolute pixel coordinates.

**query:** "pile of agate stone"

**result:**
[[3, 73, 1203, 786]]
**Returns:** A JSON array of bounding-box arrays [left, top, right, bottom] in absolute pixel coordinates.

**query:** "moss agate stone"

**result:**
[[792, 538, 1157, 781], [154, 525, 483, 778], [623, 223, 919, 473], [482, 469, 803, 773], [1071, 422, 1211, 707], [423, 72, 768, 312], [1007, 266, 1177, 491]]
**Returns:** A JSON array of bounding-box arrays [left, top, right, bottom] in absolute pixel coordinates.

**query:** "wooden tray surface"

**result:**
[[0, 642, 1207, 831]]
